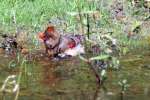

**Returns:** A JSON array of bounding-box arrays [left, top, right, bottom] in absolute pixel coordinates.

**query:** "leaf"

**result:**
[[89, 55, 109, 61], [101, 69, 106, 76], [132, 20, 142, 31], [9, 60, 17, 68], [122, 79, 127, 84]]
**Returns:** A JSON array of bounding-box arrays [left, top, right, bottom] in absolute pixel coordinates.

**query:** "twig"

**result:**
[[78, 55, 101, 85], [86, 14, 90, 39]]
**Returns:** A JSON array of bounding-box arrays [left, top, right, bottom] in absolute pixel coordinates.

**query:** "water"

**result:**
[[0, 48, 150, 100]]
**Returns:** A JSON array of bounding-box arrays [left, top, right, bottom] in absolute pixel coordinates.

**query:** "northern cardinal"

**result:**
[[38, 25, 85, 59]]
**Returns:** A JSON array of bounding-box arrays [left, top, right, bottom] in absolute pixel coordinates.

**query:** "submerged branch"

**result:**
[[78, 55, 101, 85]]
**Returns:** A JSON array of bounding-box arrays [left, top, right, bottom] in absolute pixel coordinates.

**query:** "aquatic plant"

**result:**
[[118, 79, 130, 100], [0, 75, 19, 100], [0, 75, 19, 93]]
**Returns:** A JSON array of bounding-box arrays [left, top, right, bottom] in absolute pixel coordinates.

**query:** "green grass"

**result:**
[[0, 0, 149, 50], [0, 0, 90, 32]]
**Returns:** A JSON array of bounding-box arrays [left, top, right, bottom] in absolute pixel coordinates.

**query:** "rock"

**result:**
[[143, 64, 150, 69]]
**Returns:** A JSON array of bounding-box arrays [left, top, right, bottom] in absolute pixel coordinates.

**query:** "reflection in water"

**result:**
[[41, 64, 59, 86], [0, 48, 150, 100]]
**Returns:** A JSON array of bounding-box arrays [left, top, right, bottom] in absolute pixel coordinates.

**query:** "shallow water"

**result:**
[[0, 47, 150, 100]]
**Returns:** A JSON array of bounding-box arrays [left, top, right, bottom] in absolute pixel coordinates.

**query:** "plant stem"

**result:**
[[79, 55, 101, 85], [86, 14, 90, 39], [14, 58, 26, 100]]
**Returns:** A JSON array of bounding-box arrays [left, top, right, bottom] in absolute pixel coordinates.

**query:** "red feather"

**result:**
[[68, 41, 76, 48], [46, 26, 55, 33]]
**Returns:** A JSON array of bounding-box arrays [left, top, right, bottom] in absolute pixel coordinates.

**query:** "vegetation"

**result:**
[[0, 0, 150, 100]]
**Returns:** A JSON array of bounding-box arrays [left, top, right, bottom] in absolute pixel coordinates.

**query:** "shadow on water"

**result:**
[[0, 48, 150, 100]]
